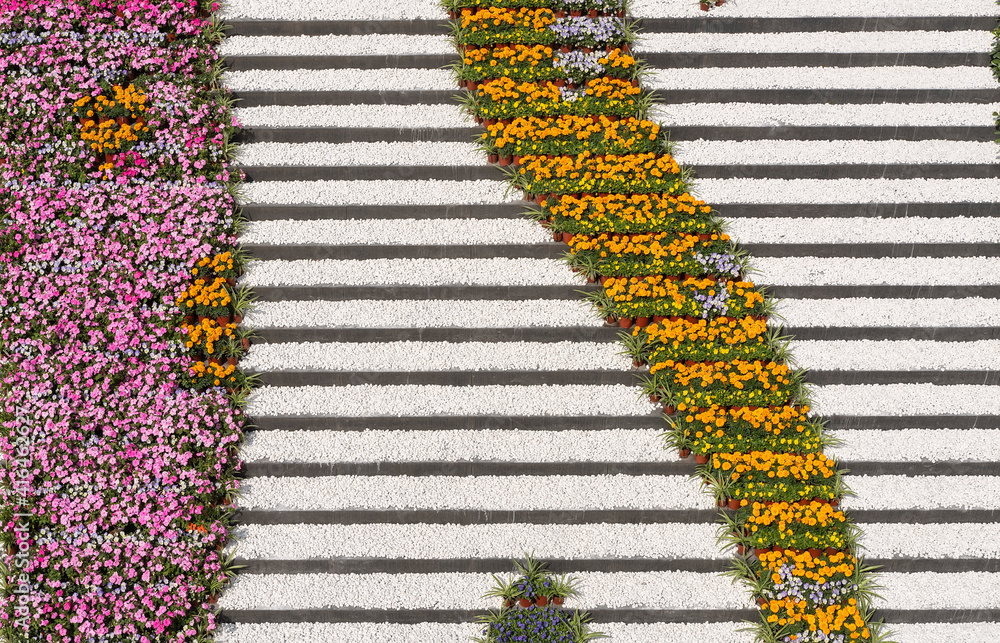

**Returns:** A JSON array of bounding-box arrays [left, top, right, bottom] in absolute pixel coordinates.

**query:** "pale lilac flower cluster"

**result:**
[[553, 49, 607, 80], [694, 251, 741, 277], [693, 282, 730, 317], [547, 17, 625, 48]]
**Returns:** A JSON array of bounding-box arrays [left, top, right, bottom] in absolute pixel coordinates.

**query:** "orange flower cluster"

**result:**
[[714, 452, 836, 481], [191, 251, 236, 280], [459, 6, 555, 34], [748, 500, 847, 531], [73, 84, 149, 153], [185, 522, 209, 535], [641, 315, 769, 359], [486, 115, 661, 156], [177, 276, 232, 316], [476, 77, 642, 120], [676, 405, 822, 455], [662, 359, 795, 408], [766, 601, 870, 641], [182, 317, 236, 356], [604, 275, 764, 320], [568, 231, 728, 278], [758, 549, 856, 586], [519, 151, 682, 194], [547, 192, 714, 235], [189, 360, 238, 387]]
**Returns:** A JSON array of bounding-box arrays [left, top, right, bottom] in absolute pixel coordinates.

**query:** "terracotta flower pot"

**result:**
[[488, 154, 499, 163], [808, 548, 822, 558], [694, 454, 709, 464], [700, 2, 709, 10], [233, 313, 243, 324], [535, 596, 548, 607], [561, 232, 573, 243], [736, 544, 745, 554], [634, 316, 650, 327], [678, 448, 690, 458], [560, 45, 571, 53], [498, 156, 511, 167], [754, 547, 769, 557], [663, 405, 675, 414], [589, 9, 598, 17], [552, 596, 564, 606], [605, 315, 616, 325], [570, 10, 581, 16], [756, 596, 767, 607], [727, 498, 741, 510], [241, 338, 250, 350], [504, 599, 514, 608], [227, 358, 237, 367], [512, 155, 522, 164], [518, 597, 532, 608], [217, 315, 230, 326], [618, 317, 633, 329], [826, 547, 838, 555]]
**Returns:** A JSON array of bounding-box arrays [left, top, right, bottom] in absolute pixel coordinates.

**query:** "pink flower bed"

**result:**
[[0, 1, 246, 640]]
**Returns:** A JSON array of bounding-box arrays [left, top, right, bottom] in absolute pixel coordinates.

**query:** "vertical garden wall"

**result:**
[[0, 1, 249, 640], [447, 1, 887, 641]]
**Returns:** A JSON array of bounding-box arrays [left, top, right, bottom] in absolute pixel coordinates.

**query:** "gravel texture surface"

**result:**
[[240, 256, 1000, 287], [812, 384, 1000, 416], [236, 142, 484, 167], [215, 622, 755, 643], [237, 140, 998, 167], [234, 104, 469, 128], [655, 103, 995, 127], [217, 570, 998, 610], [238, 475, 711, 510], [220, 34, 452, 57], [859, 523, 1000, 559], [752, 256, 1000, 286], [226, 523, 723, 560], [242, 218, 551, 245], [220, 0, 998, 19], [232, 103, 994, 129], [651, 66, 995, 90], [243, 299, 599, 329], [241, 258, 581, 287], [242, 341, 629, 372], [831, 429, 1000, 463], [244, 216, 1000, 245], [246, 384, 659, 417], [242, 179, 511, 205], [638, 31, 991, 54], [776, 298, 1000, 327], [677, 139, 998, 165], [793, 340, 1000, 371], [696, 178, 1000, 204], [844, 476, 1000, 510], [630, 0, 998, 17], [725, 217, 1000, 244], [241, 429, 666, 463], [223, 68, 454, 91], [218, 571, 749, 610]]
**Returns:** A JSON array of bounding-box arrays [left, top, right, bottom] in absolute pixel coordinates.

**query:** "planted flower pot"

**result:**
[[535, 596, 548, 607], [518, 597, 532, 608], [754, 547, 769, 558], [552, 596, 564, 606], [663, 405, 675, 415], [570, 10, 581, 16], [605, 315, 616, 325], [634, 316, 650, 327], [678, 448, 690, 458], [499, 156, 511, 167], [618, 317, 633, 329], [217, 315, 230, 326], [488, 154, 499, 164], [700, 2, 710, 9], [233, 313, 243, 324], [560, 45, 571, 53], [227, 358, 237, 367], [241, 338, 250, 350], [727, 498, 741, 510], [694, 454, 709, 464], [756, 596, 767, 607], [504, 599, 514, 608], [807, 548, 822, 558], [561, 232, 573, 243], [588, 9, 598, 17]]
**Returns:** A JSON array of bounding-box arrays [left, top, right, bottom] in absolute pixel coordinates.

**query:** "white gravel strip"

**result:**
[[238, 475, 708, 511], [753, 256, 1000, 286], [227, 523, 722, 560], [638, 31, 992, 54], [677, 139, 998, 165], [228, 521, 1000, 560], [631, 0, 999, 17], [222, 31, 991, 58], [793, 340, 1000, 371], [215, 623, 754, 643], [218, 571, 748, 610], [241, 218, 551, 246], [236, 142, 484, 167], [242, 429, 666, 464], [220, 34, 453, 57], [232, 103, 993, 130], [242, 341, 628, 372], [696, 178, 1000, 204], [861, 523, 1000, 559], [654, 103, 996, 127], [725, 217, 1000, 244], [813, 384, 1000, 416], [241, 180, 511, 205], [217, 570, 1000, 610], [223, 68, 454, 91], [241, 258, 581, 287], [777, 298, 1000, 328], [243, 299, 599, 329], [233, 104, 468, 129], [651, 66, 996, 90], [845, 476, 1000, 510], [246, 384, 658, 417], [831, 429, 1000, 463], [892, 624, 1000, 643], [221, 0, 999, 19]]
